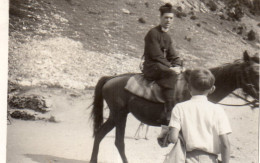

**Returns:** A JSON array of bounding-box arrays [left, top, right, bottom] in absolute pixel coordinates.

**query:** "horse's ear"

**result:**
[[243, 50, 251, 62]]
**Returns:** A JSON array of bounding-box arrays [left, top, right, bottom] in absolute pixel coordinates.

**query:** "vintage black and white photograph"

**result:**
[[3, 0, 260, 162]]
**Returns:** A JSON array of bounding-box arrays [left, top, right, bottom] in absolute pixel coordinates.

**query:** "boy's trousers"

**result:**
[[186, 150, 218, 163]]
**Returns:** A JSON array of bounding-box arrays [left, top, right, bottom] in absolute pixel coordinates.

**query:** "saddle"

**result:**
[[125, 73, 189, 103]]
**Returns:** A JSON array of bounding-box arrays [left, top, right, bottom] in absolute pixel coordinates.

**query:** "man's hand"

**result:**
[[170, 67, 185, 74]]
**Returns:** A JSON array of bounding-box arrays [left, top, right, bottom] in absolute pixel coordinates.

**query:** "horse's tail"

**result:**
[[91, 76, 111, 137]]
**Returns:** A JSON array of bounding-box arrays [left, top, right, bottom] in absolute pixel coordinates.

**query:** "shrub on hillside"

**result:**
[[8, 95, 49, 113], [190, 15, 198, 20], [138, 17, 146, 24], [227, 7, 244, 21], [11, 111, 36, 120], [174, 6, 187, 18], [207, 0, 218, 11], [247, 30, 256, 41]]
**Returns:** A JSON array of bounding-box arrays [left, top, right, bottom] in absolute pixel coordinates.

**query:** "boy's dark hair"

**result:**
[[159, 3, 174, 16], [189, 68, 215, 91]]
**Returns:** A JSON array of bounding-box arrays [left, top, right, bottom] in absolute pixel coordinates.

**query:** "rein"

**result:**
[[218, 62, 259, 108], [218, 92, 259, 108]]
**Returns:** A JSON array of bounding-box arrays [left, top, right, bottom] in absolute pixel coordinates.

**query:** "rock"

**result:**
[[177, 6, 182, 12], [184, 36, 191, 42], [11, 111, 36, 120], [174, 6, 187, 18], [122, 8, 130, 14], [232, 24, 247, 35], [206, 0, 218, 11], [237, 25, 246, 35], [48, 116, 57, 123], [8, 94, 49, 113], [219, 14, 225, 20], [226, 5, 244, 21], [188, 11, 194, 15], [19, 80, 32, 86], [138, 17, 146, 24], [145, 2, 149, 8], [8, 81, 21, 93], [176, 12, 187, 18], [190, 15, 198, 20]]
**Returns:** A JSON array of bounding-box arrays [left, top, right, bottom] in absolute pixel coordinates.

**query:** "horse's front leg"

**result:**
[[90, 118, 115, 163], [115, 112, 128, 163]]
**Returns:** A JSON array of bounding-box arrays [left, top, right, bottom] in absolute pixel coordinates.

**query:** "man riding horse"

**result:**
[[142, 3, 182, 121]]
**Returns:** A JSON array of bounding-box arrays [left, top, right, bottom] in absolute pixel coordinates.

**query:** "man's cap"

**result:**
[[159, 3, 177, 15]]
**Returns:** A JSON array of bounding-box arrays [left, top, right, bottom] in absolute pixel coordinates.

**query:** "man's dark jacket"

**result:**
[[142, 25, 181, 88]]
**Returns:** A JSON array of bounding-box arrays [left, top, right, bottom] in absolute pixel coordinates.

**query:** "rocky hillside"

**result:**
[[8, 0, 260, 89]]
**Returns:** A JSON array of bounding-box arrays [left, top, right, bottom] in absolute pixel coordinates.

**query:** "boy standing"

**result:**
[[168, 68, 232, 163]]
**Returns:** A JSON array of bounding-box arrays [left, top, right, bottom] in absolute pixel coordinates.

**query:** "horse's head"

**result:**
[[241, 51, 259, 100]]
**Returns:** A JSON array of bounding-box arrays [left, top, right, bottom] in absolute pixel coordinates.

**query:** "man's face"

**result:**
[[160, 13, 174, 29]]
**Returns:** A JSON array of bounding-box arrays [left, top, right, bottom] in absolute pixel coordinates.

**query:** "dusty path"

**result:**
[[7, 88, 259, 163]]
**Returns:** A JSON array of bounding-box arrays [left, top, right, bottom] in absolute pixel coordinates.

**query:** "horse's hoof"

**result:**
[[145, 137, 149, 140]]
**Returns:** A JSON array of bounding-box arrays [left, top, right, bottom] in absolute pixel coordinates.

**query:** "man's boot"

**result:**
[[164, 100, 174, 121], [160, 88, 175, 122]]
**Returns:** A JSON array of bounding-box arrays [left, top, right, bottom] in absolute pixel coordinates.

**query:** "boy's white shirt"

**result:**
[[169, 95, 232, 155]]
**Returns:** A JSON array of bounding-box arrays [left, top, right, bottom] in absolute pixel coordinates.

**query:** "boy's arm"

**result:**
[[220, 134, 230, 163], [168, 105, 181, 144], [168, 127, 180, 144]]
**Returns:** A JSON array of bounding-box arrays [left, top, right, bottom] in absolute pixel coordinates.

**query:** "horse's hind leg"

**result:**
[[115, 112, 128, 163], [90, 117, 115, 163]]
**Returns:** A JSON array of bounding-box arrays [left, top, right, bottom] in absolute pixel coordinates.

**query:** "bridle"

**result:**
[[218, 92, 259, 108], [218, 62, 259, 108]]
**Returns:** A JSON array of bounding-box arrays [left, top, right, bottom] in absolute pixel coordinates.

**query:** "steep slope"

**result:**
[[9, 0, 260, 89]]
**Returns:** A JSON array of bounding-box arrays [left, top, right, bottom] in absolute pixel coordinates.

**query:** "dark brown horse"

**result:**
[[89, 51, 259, 163]]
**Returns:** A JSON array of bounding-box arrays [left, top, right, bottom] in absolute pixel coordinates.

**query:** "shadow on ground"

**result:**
[[25, 154, 90, 163]]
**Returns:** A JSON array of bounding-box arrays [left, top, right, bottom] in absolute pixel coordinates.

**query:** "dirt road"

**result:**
[[6, 88, 259, 163]]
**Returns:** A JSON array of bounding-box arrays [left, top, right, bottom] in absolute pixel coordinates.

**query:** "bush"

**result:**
[[247, 30, 256, 41], [190, 15, 198, 20], [11, 111, 36, 120], [138, 17, 146, 24], [8, 95, 48, 113], [207, 0, 218, 11]]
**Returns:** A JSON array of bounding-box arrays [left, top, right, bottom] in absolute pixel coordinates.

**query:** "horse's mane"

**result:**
[[209, 59, 245, 81]]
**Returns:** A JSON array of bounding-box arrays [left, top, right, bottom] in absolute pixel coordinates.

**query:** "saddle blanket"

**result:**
[[124, 74, 188, 103], [125, 74, 165, 103]]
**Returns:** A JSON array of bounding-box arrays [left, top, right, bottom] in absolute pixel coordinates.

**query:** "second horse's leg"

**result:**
[[134, 122, 144, 140], [144, 125, 149, 140]]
